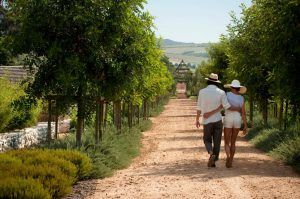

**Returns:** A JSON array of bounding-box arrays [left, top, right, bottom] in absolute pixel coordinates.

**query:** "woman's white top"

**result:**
[[225, 92, 244, 115]]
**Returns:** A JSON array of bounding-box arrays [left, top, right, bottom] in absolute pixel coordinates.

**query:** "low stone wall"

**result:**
[[0, 120, 70, 152]]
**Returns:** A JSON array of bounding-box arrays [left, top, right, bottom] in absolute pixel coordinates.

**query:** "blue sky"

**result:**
[[144, 0, 252, 43]]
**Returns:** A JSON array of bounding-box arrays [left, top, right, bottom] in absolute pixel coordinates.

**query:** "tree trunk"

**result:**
[[262, 98, 268, 126], [104, 102, 108, 130], [95, 101, 100, 144], [99, 101, 104, 140], [122, 101, 126, 118], [137, 105, 140, 124], [292, 100, 297, 122], [279, 98, 284, 129], [47, 99, 52, 142], [114, 100, 122, 132], [128, 102, 133, 128], [76, 97, 84, 147], [249, 94, 254, 127], [275, 103, 278, 118], [284, 100, 289, 130], [143, 100, 147, 120], [55, 113, 58, 139]]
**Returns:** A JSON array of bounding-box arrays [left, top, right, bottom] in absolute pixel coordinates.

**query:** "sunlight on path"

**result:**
[[68, 99, 300, 199]]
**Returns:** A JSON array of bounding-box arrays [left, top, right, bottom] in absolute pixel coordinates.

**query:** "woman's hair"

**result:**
[[207, 80, 220, 87], [231, 87, 240, 92]]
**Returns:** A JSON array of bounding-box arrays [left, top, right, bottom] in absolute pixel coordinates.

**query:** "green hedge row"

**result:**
[[0, 149, 92, 199], [246, 123, 300, 172], [44, 120, 152, 179]]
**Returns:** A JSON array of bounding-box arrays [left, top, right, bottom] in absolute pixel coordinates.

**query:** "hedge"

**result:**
[[0, 149, 92, 198]]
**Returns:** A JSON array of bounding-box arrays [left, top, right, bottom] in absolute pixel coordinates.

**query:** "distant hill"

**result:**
[[161, 39, 210, 65], [162, 39, 195, 46]]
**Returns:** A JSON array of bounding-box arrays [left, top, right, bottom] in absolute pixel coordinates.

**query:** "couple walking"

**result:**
[[195, 73, 247, 168]]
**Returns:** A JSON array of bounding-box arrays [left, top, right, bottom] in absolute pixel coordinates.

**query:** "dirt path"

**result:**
[[70, 99, 300, 199]]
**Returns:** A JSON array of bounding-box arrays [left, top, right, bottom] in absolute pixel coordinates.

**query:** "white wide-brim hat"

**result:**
[[205, 73, 221, 83], [224, 80, 247, 94]]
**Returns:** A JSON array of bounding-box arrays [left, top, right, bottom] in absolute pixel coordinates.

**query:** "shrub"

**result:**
[[88, 153, 113, 179], [0, 78, 42, 133], [246, 121, 300, 173], [0, 177, 51, 199], [7, 149, 77, 181], [271, 136, 300, 172], [51, 149, 92, 180], [250, 128, 284, 152], [246, 125, 265, 140], [0, 162, 73, 198], [0, 153, 22, 165], [1, 149, 93, 198], [138, 119, 152, 132]]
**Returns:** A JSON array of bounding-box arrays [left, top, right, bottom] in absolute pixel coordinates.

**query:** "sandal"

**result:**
[[226, 157, 231, 168]]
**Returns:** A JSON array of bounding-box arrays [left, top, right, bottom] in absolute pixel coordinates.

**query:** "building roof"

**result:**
[[174, 60, 191, 82], [175, 60, 190, 73], [0, 66, 28, 83]]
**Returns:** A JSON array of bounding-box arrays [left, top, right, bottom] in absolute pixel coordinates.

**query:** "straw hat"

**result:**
[[224, 80, 247, 94], [205, 73, 221, 83]]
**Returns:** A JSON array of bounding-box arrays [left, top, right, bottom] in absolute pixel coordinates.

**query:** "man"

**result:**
[[196, 73, 239, 167]]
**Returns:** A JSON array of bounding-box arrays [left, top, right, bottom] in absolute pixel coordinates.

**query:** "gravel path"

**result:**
[[69, 99, 300, 199]]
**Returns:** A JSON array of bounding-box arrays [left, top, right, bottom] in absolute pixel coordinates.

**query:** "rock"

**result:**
[[0, 120, 70, 152]]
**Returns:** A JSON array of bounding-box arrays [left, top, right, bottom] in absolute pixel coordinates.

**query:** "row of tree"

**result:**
[[190, 0, 299, 127], [0, 0, 173, 145]]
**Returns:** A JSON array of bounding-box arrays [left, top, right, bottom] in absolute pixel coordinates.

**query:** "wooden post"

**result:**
[[47, 99, 52, 141]]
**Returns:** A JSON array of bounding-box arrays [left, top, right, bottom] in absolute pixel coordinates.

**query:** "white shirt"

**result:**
[[197, 85, 231, 124], [225, 92, 244, 115]]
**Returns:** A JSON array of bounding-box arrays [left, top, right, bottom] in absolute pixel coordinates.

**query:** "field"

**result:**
[[162, 40, 210, 65]]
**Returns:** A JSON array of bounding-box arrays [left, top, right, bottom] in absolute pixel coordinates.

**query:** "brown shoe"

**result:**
[[207, 155, 216, 167]]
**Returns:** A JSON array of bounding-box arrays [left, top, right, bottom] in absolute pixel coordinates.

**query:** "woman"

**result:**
[[223, 80, 247, 168], [203, 79, 247, 168]]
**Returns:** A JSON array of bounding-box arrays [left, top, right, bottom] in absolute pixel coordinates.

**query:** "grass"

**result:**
[[149, 97, 169, 117], [246, 116, 300, 172], [42, 98, 167, 180]]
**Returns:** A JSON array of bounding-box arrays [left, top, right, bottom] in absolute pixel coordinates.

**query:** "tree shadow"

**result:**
[[138, 157, 297, 180], [161, 114, 196, 118], [173, 129, 201, 133]]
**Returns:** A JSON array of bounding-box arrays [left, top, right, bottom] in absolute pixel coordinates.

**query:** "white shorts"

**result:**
[[224, 111, 242, 129]]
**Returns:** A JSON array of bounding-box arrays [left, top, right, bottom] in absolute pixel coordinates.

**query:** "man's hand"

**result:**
[[229, 105, 242, 113], [203, 105, 223, 119], [196, 120, 201, 128], [203, 112, 211, 119]]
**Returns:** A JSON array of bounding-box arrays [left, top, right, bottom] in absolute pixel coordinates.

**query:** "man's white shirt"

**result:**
[[197, 85, 231, 125]]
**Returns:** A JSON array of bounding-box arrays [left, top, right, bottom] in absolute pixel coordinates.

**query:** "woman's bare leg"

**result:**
[[224, 128, 232, 158], [230, 128, 240, 161]]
